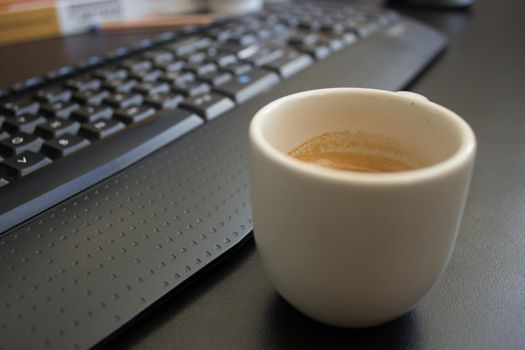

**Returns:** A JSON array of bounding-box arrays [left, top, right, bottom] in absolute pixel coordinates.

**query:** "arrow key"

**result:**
[[0, 151, 51, 179]]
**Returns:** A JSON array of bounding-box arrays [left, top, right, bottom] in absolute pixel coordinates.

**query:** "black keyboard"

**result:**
[[0, 1, 447, 349], [0, 3, 404, 233]]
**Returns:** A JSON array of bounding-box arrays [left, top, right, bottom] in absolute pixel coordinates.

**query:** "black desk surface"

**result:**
[[1, 0, 524, 348]]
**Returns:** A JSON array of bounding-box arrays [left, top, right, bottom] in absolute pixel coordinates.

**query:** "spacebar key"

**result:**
[[214, 68, 280, 103]]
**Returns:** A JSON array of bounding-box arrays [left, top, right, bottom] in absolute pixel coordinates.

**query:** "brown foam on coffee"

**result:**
[[288, 131, 426, 173]]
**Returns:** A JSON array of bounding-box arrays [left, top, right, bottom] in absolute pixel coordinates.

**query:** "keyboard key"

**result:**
[[114, 105, 156, 124], [199, 71, 233, 86], [1, 97, 39, 116], [46, 65, 76, 80], [35, 118, 80, 139], [212, 53, 238, 67], [72, 89, 110, 105], [160, 71, 195, 85], [180, 93, 235, 121], [241, 18, 262, 31], [66, 76, 101, 91], [223, 62, 252, 75], [320, 22, 346, 34], [0, 151, 51, 179], [166, 36, 212, 56], [41, 101, 80, 118], [263, 50, 313, 78], [11, 77, 45, 93], [0, 130, 9, 141], [268, 23, 288, 36], [201, 46, 219, 59], [341, 32, 358, 45], [105, 93, 143, 109], [42, 134, 90, 159], [299, 20, 322, 31], [154, 31, 176, 43], [319, 36, 344, 52], [208, 27, 233, 42], [227, 34, 257, 47], [214, 68, 280, 103], [281, 16, 300, 27], [184, 51, 207, 64], [352, 21, 380, 38], [382, 11, 400, 25], [0, 132, 43, 157], [105, 46, 130, 60], [256, 27, 272, 39], [296, 43, 331, 60], [121, 58, 153, 72], [145, 93, 184, 109], [237, 44, 261, 60], [76, 56, 105, 70], [35, 86, 72, 103], [184, 62, 217, 76], [221, 43, 260, 60], [143, 50, 175, 64], [132, 38, 155, 50], [288, 33, 319, 46], [133, 81, 171, 95], [3, 114, 46, 133], [172, 81, 210, 97], [80, 119, 125, 140], [155, 60, 185, 72], [248, 48, 284, 66], [0, 177, 8, 187], [102, 79, 138, 93], [71, 105, 113, 123], [95, 66, 128, 81], [130, 69, 163, 83]]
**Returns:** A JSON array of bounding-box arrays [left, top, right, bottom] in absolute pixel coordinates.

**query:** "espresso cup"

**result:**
[[249, 88, 476, 328]]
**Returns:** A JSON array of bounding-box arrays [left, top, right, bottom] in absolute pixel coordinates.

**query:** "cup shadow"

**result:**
[[262, 294, 421, 349]]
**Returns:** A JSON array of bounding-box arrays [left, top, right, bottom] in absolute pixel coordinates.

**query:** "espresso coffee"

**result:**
[[288, 131, 425, 173]]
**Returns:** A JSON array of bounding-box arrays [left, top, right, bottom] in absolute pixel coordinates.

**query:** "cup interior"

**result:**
[[256, 89, 469, 169]]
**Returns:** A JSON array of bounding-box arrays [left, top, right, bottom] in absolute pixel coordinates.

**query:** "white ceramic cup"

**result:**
[[249, 88, 476, 328]]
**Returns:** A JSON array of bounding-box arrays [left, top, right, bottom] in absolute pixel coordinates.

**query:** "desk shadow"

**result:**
[[263, 294, 421, 350]]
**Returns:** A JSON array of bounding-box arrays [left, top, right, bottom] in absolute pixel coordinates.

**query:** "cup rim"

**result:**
[[250, 88, 477, 186]]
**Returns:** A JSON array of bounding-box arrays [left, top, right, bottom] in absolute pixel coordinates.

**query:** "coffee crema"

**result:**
[[288, 131, 425, 173]]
